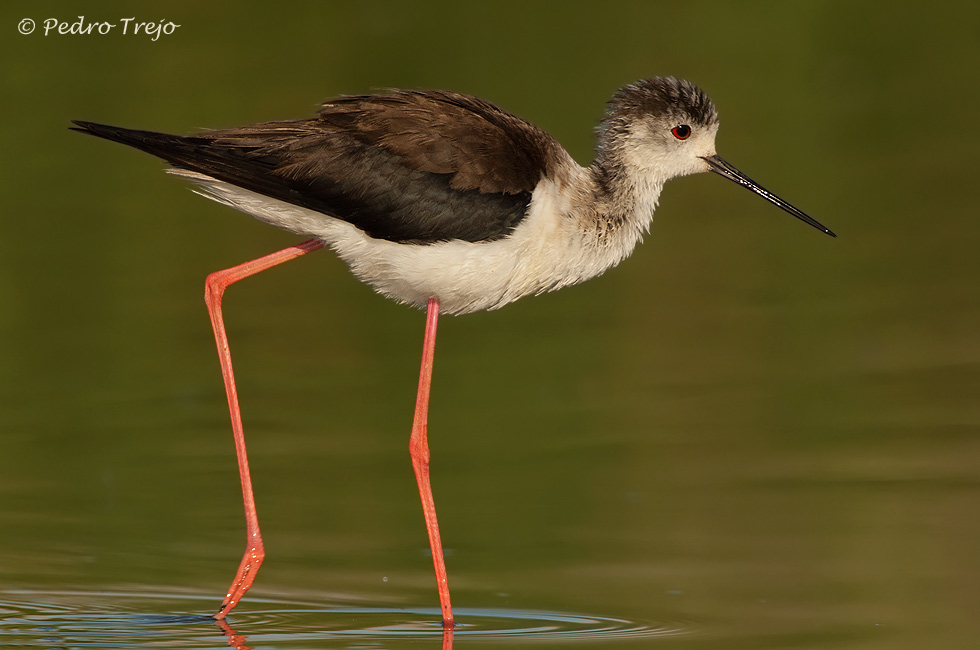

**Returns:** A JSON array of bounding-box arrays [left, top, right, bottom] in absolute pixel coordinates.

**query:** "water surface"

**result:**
[[1, 2, 979, 648]]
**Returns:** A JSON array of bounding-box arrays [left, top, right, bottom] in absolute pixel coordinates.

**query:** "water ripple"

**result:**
[[0, 589, 688, 647]]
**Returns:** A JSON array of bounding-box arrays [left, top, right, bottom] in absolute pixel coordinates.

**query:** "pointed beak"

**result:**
[[702, 154, 836, 237]]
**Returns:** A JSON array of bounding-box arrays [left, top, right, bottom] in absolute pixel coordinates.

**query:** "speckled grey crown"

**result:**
[[603, 77, 719, 131]]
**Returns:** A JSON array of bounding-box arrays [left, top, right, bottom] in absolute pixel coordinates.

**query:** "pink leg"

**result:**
[[205, 238, 325, 619], [409, 298, 455, 627]]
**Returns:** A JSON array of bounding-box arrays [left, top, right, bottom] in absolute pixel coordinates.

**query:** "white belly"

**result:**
[[172, 170, 649, 315]]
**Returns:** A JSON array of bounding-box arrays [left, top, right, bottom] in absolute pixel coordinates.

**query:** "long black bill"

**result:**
[[702, 154, 836, 237]]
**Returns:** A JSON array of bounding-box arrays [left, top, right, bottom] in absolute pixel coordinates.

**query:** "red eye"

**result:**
[[671, 125, 691, 140]]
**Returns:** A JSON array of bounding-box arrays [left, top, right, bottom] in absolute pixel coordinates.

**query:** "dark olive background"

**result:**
[[1, 2, 978, 648]]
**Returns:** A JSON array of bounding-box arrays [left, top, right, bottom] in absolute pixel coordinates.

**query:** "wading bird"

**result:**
[[73, 77, 834, 626]]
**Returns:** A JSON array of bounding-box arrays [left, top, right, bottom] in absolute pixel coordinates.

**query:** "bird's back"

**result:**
[[72, 90, 567, 244]]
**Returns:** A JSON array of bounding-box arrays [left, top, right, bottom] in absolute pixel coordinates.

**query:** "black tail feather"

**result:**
[[70, 120, 201, 168]]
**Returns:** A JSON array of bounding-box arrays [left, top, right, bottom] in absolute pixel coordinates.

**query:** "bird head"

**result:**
[[598, 77, 834, 236]]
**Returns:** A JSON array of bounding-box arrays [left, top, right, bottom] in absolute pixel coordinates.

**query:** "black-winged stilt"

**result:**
[[72, 77, 834, 625]]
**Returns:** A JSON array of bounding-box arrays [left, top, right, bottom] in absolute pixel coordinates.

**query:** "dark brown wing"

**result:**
[[317, 90, 559, 194], [72, 90, 565, 243]]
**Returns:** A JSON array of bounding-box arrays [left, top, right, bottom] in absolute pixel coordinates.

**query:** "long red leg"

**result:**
[[205, 238, 325, 620], [409, 298, 454, 627]]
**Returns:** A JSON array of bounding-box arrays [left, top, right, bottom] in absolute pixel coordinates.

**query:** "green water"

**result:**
[[1, 1, 979, 648]]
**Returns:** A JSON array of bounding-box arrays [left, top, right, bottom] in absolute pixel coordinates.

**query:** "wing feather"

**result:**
[[72, 90, 564, 243]]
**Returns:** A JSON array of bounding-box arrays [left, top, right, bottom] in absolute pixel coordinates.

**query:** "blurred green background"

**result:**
[[1, 1, 978, 648]]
